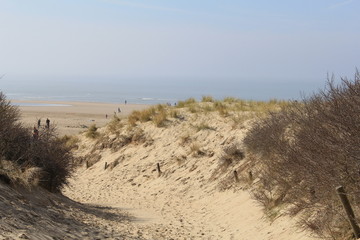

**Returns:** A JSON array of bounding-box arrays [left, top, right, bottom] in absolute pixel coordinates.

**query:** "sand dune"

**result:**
[[1, 101, 318, 239], [63, 107, 317, 240]]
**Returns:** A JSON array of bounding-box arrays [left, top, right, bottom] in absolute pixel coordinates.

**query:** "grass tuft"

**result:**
[[195, 122, 215, 131], [85, 124, 100, 139], [201, 96, 214, 102]]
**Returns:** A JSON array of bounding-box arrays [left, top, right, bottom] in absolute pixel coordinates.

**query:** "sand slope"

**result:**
[[0, 183, 145, 239], [1, 102, 318, 239], [62, 109, 317, 240]]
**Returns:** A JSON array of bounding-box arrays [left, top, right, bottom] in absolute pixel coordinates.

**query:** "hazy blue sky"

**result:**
[[0, 0, 359, 83]]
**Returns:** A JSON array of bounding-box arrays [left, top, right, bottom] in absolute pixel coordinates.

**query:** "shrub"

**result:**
[[214, 101, 229, 117], [85, 124, 99, 139], [176, 98, 196, 108], [234, 100, 248, 112], [107, 115, 123, 135], [176, 100, 186, 108], [28, 132, 75, 192], [169, 110, 179, 118], [61, 135, 80, 150], [153, 110, 167, 127], [201, 104, 214, 113], [131, 128, 146, 143], [244, 71, 360, 239], [128, 106, 169, 127], [188, 105, 198, 113], [139, 108, 155, 122], [128, 110, 140, 126], [185, 98, 196, 104], [201, 96, 214, 102], [0, 92, 74, 192]]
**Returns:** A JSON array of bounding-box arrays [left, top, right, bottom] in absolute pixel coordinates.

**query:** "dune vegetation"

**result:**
[[244, 71, 360, 239], [0, 92, 74, 192]]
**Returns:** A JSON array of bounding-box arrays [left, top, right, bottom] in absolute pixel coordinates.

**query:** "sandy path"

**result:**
[[65, 164, 315, 240], [63, 111, 318, 240]]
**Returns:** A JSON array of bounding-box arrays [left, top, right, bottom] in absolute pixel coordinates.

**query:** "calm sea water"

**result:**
[[0, 77, 326, 105]]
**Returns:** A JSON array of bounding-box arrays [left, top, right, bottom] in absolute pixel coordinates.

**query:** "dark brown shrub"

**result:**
[[0, 92, 74, 192], [244, 71, 360, 239]]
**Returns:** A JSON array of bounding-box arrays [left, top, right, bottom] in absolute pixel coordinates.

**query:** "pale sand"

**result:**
[[62, 110, 318, 240], [1, 103, 319, 239], [12, 100, 150, 136]]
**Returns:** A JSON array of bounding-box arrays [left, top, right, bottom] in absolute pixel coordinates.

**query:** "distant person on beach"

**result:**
[[46, 118, 50, 128], [37, 119, 41, 128], [106, 114, 108, 119], [118, 107, 121, 113], [125, 100, 127, 104], [33, 127, 39, 140]]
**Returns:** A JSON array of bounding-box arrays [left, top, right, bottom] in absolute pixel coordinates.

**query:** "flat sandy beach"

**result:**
[[12, 100, 150, 136]]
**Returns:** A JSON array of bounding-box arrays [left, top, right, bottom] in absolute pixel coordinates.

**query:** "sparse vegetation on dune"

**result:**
[[201, 95, 214, 102], [85, 124, 100, 139], [244, 71, 360, 239], [67, 91, 316, 239], [61, 135, 80, 150], [194, 121, 215, 131], [73, 80, 360, 239], [124, 97, 289, 130], [174, 97, 289, 118], [127, 104, 170, 127], [87, 96, 289, 172], [107, 115, 124, 135]]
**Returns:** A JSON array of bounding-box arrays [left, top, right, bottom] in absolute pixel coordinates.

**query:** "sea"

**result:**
[[0, 77, 327, 105]]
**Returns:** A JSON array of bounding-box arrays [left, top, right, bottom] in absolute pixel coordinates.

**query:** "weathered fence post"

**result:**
[[248, 171, 253, 182], [233, 170, 239, 182], [104, 162, 108, 170], [336, 186, 360, 239], [157, 163, 161, 176]]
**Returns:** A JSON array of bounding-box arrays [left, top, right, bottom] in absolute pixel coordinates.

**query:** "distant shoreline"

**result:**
[[10, 99, 152, 106], [13, 100, 150, 136]]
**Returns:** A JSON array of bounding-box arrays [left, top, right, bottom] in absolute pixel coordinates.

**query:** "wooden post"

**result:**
[[104, 162, 108, 170], [157, 163, 161, 176], [233, 170, 239, 182], [336, 186, 360, 239], [248, 171, 253, 182]]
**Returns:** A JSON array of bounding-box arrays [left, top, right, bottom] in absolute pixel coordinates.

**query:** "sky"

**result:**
[[0, 0, 359, 85]]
